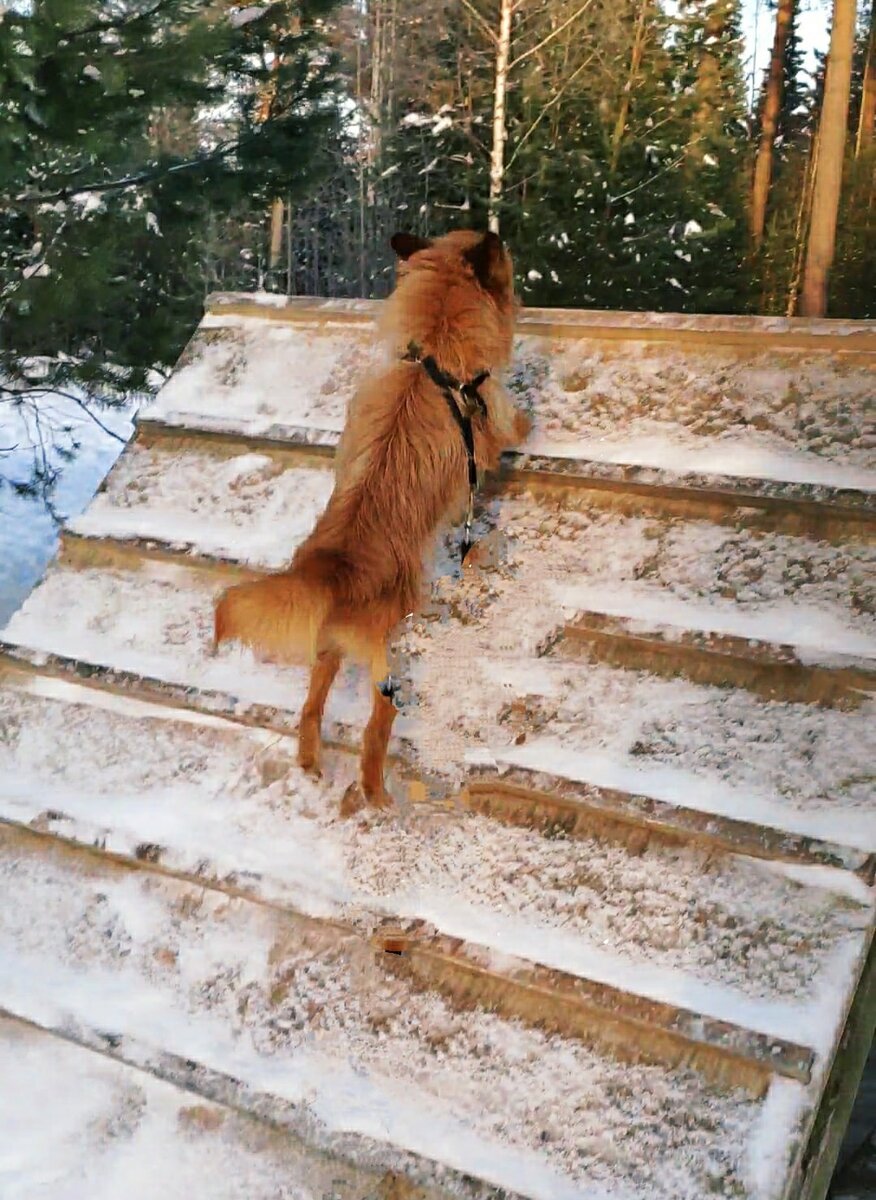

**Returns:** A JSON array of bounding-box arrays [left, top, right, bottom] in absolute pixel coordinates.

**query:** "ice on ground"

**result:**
[[0, 391, 134, 624]]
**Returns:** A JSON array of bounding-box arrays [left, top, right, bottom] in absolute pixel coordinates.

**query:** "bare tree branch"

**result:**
[[509, 0, 596, 71], [458, 0, 499, 47], [0, 384, 129, 444], [506, 52, 596, 171]]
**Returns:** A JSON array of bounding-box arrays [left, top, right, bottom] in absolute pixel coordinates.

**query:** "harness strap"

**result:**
[[402, 342, 490, 562]]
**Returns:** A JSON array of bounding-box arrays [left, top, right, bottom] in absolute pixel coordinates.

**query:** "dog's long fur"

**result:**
[[214, 229, 530, 804]]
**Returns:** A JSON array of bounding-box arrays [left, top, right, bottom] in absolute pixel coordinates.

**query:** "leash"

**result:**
[[402, 341, 490, 562]]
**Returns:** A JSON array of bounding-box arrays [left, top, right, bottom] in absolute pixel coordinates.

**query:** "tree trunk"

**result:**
[[856, 0, 875, 156], [268, 198, 285, 269], [786, 128, 819, 315], [750, 0, 796, 248], [799, 0, 857, 316], [488, 0, 514, 234], [285, 196, 294, 295], [609, 0, 651, 176]]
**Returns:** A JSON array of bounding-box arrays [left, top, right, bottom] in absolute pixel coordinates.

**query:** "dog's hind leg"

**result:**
[[360, 685, 398, 808], [298, 648, 342, 776], [357, 643, 399, 808]]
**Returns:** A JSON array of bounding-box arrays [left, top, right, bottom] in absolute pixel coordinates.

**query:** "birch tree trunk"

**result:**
[[750, 0, 795, 248], [488, 0, 514, 234], [799, 0, 857, 316], [856, 0, 875, 156]]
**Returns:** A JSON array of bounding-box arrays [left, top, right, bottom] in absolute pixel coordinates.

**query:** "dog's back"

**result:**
[[214, 229, 524, 679]]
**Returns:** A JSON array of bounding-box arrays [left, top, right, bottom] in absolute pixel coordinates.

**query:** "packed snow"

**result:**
[[70, 446, 335, 567], [0, 836, 770, 1200], [144, 315, 876, 492], [0, 681, 870, 1038]]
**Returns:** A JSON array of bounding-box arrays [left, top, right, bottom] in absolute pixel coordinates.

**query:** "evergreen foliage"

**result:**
[[0, 0, 338, 399]]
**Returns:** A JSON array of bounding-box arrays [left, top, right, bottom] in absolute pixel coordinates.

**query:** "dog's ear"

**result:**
[[391, 232, 432, 260], [464, 231, 508, 291]]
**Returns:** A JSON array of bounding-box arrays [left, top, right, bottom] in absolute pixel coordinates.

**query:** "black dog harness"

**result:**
[[402, 340, 490, 562]]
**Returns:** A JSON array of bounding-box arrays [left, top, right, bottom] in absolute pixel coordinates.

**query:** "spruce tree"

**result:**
[[665, 0, 751, 312], [0, 0, 337, 403]]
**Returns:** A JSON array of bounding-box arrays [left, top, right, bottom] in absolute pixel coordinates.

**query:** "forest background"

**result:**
[[0, 0, 873, 409]]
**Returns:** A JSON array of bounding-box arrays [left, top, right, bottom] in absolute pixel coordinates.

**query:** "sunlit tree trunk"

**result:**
[[268, 198, 285, 269], [856, 0, 875, 156], [799, 0, 857, 316], [488, 0, 513, 233], [609, 0, 651, 176], [750, 0, 795, 248]]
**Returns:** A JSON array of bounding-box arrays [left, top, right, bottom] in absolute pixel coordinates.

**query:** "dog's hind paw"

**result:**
[[297, 745, 322, 779]]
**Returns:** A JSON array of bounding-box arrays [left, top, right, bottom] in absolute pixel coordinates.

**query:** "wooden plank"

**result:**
[[136, 417, 339, 465], [0, 642, 414, 768], [4, 640, 871, 880], [464, 764, 875, 879], [497, 457, 875, 544], [373, 919, 815, 1097], [0, 816, 814, 1099], [134, 417, 876, 544], [558, 610, 876, 708], [0, 1010, 448, 1200], [59, 529, 261, 581], [204, 292, 876, 357], [787, 934, 876, 1200]]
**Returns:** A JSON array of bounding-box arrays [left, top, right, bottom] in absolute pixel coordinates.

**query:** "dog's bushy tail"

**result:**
[[214, 548, 354, 663]]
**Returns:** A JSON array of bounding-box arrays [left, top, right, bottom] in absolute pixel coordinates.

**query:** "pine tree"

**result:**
[[750, 0, 797, 249], [799, 0, 857, 316], [665, 0, 751, 312], [0, 0, 337, 404], [830, 1, 876, 317], [754, 2, 810, 312]]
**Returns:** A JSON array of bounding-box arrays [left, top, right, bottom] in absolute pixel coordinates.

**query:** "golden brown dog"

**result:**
[[214, 228, 530, 806]]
